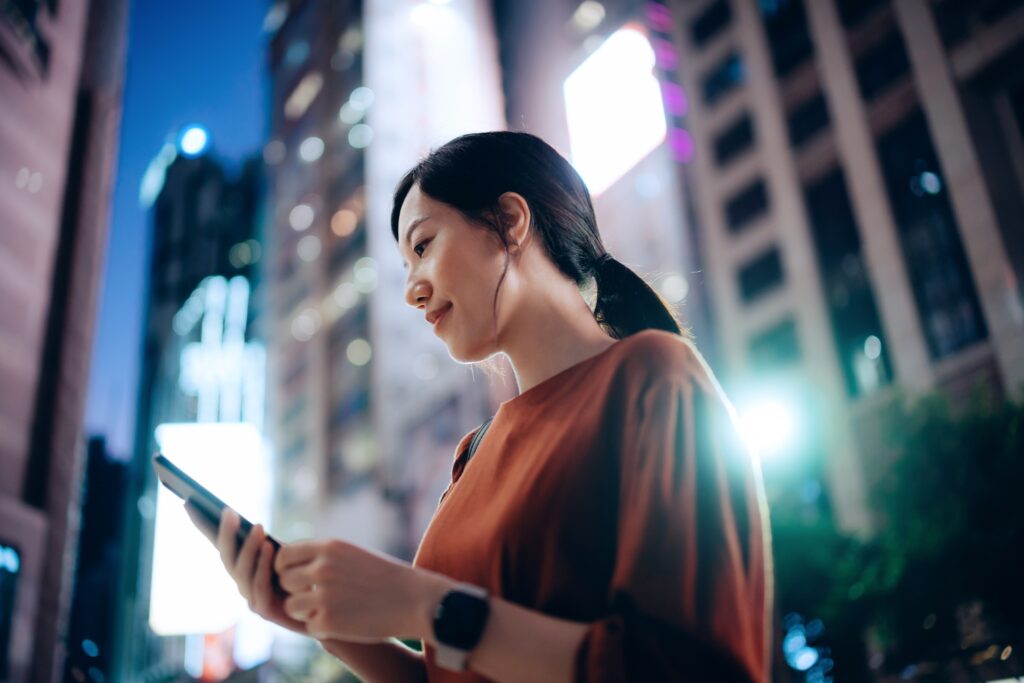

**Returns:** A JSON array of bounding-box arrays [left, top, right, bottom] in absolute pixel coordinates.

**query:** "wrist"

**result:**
[[408, 569, 456, 642]]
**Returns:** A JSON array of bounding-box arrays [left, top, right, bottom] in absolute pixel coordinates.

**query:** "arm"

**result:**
[[318, 638, 427, 683], [409, 572, 590, 683]]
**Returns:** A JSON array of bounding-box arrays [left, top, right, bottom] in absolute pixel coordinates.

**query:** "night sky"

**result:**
[[84, 0, 269, 457]]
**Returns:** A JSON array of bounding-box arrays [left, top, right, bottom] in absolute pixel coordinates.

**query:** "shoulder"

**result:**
[[611, 329, 705, 388], [610, 330, 735, 424]]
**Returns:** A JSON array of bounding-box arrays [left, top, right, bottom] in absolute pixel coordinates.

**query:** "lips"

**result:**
[[428, 303, 453, 327]]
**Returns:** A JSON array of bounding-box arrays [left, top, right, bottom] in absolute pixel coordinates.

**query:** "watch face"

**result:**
[[434, 590, 490, 650]]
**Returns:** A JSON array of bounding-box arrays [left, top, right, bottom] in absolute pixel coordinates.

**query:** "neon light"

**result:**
[[178, 276, 265, 430]]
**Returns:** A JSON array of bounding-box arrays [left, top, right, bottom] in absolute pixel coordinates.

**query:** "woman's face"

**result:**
[[397, 184, 510, 362]]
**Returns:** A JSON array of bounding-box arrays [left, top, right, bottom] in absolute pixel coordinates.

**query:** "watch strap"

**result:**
[[432, 583, 490, 672]]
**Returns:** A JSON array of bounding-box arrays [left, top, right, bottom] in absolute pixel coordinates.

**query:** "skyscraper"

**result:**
[[667, 0, 1024, 529], [112, 147, 266, 679], [0, 0, 127, 680], [263, 0, 507, 579]]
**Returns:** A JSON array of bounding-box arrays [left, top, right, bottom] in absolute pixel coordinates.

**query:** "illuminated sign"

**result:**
[[149, 423, 272, 636], [176, 276, 266, 431], [149, 275, 273, 667], [564, 27, 667, 196]]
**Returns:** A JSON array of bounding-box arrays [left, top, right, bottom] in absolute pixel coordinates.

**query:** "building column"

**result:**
[[728, 0, 870, 533], [804, 0, 935, 394], [894, 0, 1024, 397]]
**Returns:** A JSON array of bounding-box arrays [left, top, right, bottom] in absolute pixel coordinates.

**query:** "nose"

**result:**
[[404, 273, 431, 311]]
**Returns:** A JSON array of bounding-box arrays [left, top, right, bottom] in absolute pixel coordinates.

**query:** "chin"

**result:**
[[445, 330, 498, 365]]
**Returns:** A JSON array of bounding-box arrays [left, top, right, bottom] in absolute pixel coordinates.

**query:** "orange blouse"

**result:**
[[413, 329, 773, 682]]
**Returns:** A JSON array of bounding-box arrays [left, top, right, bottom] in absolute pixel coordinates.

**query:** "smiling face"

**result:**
[[397, 184, 513, 362]]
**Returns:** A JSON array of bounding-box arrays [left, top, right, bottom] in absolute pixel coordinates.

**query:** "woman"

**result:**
[[188, 131, 772, 682]]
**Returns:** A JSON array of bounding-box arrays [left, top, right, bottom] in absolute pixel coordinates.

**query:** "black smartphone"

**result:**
[[152, 453, 285, 594]]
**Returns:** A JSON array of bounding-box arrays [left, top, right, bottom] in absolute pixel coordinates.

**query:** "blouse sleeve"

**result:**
[[573, 377, 772, 683]]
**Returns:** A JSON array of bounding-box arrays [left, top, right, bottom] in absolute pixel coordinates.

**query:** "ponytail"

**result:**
[[592, 255, 687, 340]]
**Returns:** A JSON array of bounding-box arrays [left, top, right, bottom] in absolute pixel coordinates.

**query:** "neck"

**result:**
[[498, 283, 616, 395]]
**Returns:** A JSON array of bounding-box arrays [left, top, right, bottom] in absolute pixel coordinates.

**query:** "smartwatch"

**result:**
[[431, 583, 490, 672]]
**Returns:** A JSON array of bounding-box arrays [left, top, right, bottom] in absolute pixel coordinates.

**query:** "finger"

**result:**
[[283, 591, 319, 622], [251, 541, 274, 612], [278, 563, 317, 594], [217, 508, 240, 569], [275, 540, 320, 573], [234, 524, 266, 594]]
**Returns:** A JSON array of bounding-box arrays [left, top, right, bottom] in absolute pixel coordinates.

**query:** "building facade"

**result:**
[[112, 149, 267, 679], [667, 0, 1024, 530], [262, 0, 507, 588], [0, 0, 127, 680]]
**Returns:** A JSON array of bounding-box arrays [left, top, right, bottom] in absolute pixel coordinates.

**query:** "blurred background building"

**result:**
[[669, 0, 1024, 534], [111, 144, 269, 680], [0, 0, 127, 681]]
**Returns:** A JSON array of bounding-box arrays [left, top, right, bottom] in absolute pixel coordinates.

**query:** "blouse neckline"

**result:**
[[495, 334, 629, 417]]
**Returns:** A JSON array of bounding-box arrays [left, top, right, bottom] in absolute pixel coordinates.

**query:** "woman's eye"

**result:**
[[414, 239, 430, 257]]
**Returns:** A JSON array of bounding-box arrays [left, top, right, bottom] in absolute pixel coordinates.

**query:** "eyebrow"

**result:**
[[400, 217, 431, 269]]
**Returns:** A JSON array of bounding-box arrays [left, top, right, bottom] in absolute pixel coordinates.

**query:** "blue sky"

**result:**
[[84, 0, 269, 457]]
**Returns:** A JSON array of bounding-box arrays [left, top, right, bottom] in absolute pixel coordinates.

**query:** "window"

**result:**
[[714, 113, 755, 166], [691, 0, 732, 48], [804, 168, 893, 396], [725, 178, 769, 232], [932, 0, 1024, 49], [876, 111, 988, 359], [836, 0, 888, 28], [854, 29, 910, 101], [749, 318, 801, 370], [702, 52, 745, 107], [738, 247, 784, 303], [786, 94, 830, 148], [760, 0, 814, 77]]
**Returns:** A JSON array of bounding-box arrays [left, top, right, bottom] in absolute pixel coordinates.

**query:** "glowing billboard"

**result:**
[[564, 27, 667, 196]]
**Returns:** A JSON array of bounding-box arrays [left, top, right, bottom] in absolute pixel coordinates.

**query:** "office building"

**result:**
[[112, 148, 267, 679], [667, 0, 1024, 529], [0, 1, 127, 680]]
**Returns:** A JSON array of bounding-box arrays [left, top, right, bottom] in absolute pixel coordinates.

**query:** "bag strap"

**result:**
[[464, 416, 495, 464]]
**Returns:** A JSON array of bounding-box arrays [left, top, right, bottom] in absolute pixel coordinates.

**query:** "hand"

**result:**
[[275, 539, 453, 643], [183, 502, 307, 635]]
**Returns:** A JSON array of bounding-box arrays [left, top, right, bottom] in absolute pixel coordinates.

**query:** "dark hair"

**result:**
[[390, 131, 686, 341]]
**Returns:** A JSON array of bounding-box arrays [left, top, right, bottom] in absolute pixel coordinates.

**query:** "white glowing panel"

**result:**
[[176, 276, 266, 432], [149, 422, 272, 635], [564, 27, 667, 196]]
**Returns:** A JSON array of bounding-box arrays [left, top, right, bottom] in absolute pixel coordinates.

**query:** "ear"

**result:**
[[496, 192, 531, 253]]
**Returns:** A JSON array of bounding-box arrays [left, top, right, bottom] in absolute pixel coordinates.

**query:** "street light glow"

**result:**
[[178, 125, 210, 157], [737, 396, 800, 460]]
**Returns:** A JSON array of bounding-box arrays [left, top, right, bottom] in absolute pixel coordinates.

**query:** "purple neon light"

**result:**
[[660, 81, 688, 117], [669, 127, 694, 163], [654, 38, 678, 70], [645, 3, 673, 32]]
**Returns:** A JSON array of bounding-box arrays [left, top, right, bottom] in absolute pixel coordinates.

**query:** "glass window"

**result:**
[[738, 247, 784, 303], [804, 168, 893, 397], [836, 0, 888, 28], [702, 52, 745, 107], [854, 29, 911, 101], [725, 178, 769, 232], [691, 0, 732, 48], [876, 110, 988, 359], [714, 113, 755, 166], [749, 318, 801, 370], [786, 94, 830, 148], [760, 0, 814, 77], [932, 0, 1024, 49]]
